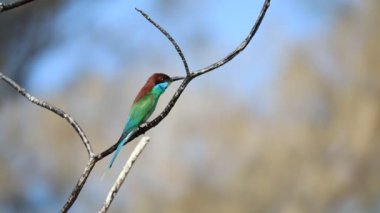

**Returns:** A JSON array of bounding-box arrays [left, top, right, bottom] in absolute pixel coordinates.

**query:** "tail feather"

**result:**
[[101, 129, 136, 180], [109, 129, 136, 169]]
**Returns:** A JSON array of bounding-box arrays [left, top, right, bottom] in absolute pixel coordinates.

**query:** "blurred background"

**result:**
[[1, 0, 380, 212]]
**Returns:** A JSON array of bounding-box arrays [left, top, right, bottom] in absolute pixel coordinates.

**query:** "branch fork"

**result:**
[[0, 0, 271, 212]]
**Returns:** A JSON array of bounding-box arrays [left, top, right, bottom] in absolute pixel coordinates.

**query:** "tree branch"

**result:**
[[60, 158, 96, 213], [96, 0, 271, 160], [191, 0, 270, 77], [99, 136, 150, 213], [91, 0, 271, 209], [0, 72, 94, 158], [0, 0, 35, 12], [135, 8, 190, 76], [0, 0, 271, 212]]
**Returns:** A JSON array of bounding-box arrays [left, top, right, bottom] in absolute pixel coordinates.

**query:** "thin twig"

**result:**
[[135, 8, 190, 76], [0, 0, 35, 12], [99, 136, 150, 213], [0, 72, 94, 158], [191, 0, 271, 77]]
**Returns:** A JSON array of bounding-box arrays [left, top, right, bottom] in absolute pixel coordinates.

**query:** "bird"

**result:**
[[107, 73, 184, 170]]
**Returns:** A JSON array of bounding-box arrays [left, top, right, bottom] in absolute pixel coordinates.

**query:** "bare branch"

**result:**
[[1, 0, 271, 211], [60, 158, 96, 213], [135, 8, 190, 76], [96, 0, 271, 160], [0, 72, 94, 158], [99, 136, 150, 213], [191, 0, 271, 77], [0, 0, 35, 12]]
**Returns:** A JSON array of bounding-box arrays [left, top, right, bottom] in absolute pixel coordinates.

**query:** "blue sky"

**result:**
[[25, 0, 355, 96]]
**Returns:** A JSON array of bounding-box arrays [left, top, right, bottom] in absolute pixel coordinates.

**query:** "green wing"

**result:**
[[125, 94, 157, 131]]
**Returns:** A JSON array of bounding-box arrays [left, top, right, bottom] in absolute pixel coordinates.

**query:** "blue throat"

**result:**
[[153, 82, 170, 94]]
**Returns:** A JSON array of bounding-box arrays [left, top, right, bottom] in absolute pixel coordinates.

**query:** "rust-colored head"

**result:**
[[133, 73, 183, 104], [150, 73, 171, 84]]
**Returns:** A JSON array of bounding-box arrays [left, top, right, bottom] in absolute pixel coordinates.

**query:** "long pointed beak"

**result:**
[[170, 76, 185, 82]]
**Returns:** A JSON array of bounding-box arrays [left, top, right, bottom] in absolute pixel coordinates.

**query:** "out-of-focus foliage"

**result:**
[[1, 0, 380, 212]]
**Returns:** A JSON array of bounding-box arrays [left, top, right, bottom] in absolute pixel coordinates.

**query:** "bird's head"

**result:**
[[149, 73, 184, 92], [133, 73, 185, 104]]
